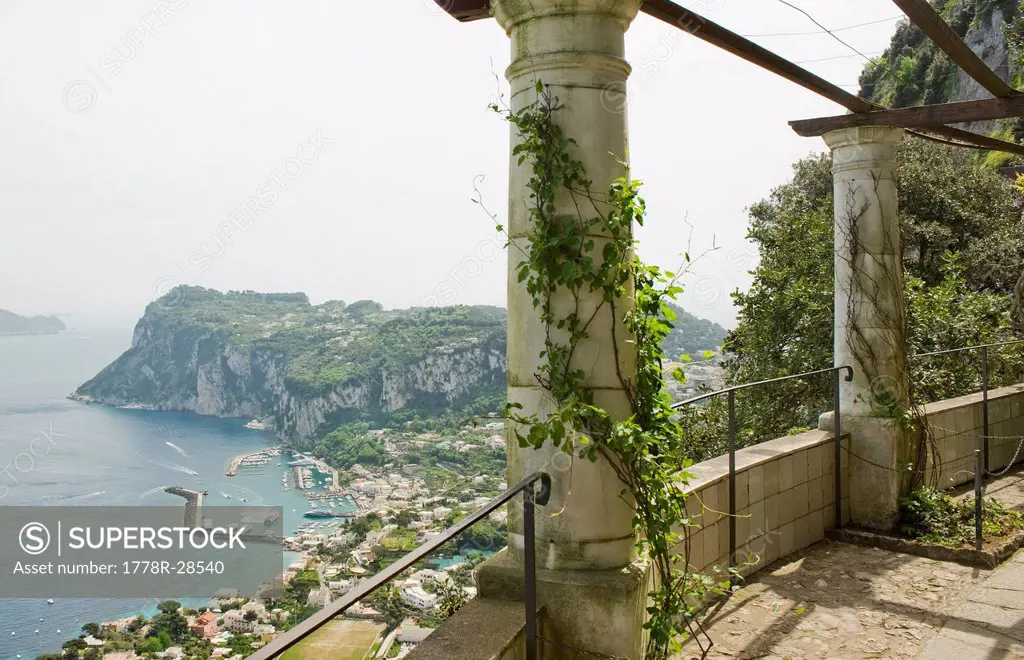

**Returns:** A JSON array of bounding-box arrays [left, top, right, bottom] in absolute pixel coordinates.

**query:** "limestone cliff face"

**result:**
[[950, 4, 1016, 133], [73, 288, 508, 449], [860, 0, 1020, 135]]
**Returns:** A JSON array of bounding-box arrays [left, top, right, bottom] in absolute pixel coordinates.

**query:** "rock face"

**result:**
[[73, 287, 507, 448], [73, 286, 722, 448], [860, 0, 1021, 134]]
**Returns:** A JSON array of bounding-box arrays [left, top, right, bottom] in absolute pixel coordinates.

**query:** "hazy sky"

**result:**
[[0, 0, 903, 329]]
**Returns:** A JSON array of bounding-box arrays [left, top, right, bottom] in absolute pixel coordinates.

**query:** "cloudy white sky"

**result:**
[[0, 0, 904, 329]]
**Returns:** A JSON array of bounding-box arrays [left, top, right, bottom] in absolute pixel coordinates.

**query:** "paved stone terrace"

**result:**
[[677, 468, 1024, 659]]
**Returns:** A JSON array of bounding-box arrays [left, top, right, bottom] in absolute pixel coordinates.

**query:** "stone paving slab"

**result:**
[[920, 548, 1024, 658], [675, 467, 1024, 659], [676, 541, 990, 659]]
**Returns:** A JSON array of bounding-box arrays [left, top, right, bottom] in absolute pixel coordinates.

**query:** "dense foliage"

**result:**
[[660, 303, 727, 359], [898, 486, 1024, 547], [859, 0, 1019, 108], [721, 139, 1024, 451], [494, 85, 728, 658]]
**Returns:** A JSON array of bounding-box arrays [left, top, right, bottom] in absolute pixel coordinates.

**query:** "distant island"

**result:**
[[71, 287, 726, 449], [0, 309, 66, 336]]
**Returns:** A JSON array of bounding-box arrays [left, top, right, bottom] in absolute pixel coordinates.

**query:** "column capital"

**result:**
[[822, 126, 905, 150], [823, 126, 904, 176], [491, 0, 642, 34]]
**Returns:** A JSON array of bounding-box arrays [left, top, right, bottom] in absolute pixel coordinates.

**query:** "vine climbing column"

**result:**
[[477, 1, 649, 658], [824, 126, 909, 529], [493, 0, 643, 572]]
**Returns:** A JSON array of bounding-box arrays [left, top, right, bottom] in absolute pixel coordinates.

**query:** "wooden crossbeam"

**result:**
[[640, 0, 1024, 155], [891, 0, 1018, 98], [791, 95, 1024, 136], [640, 0, 876, 113], [431, 0, 1024, 156]]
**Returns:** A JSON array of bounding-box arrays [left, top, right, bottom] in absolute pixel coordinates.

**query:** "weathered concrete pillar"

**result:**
[[477, 1, 649, 657], [823, 126, 909, 529]]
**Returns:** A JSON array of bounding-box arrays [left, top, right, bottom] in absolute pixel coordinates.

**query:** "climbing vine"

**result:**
[[836, 177, 939, 492], [491, 82, 727, 659]]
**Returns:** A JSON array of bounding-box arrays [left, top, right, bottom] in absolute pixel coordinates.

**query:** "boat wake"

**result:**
[[164, 441, 190, 459], [137, 485, 171, 500], [65, 490, 106, 502]]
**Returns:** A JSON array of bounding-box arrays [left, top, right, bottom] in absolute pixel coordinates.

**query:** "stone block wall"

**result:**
[[678, 430, 850, 578], [921, 384, 1024, 490], [676, 384, 1024, 580]]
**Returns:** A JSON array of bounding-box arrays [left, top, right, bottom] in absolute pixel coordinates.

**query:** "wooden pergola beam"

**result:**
[[903, 125, 1024, 154], [891, 0, 1018, 98], [431, 0, 1024, 155], [642, 0, 1024, 155], [791, 95, 1024, 136], [640, 0, 876, 113]]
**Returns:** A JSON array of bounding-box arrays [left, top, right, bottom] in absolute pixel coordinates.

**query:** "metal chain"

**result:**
[[985, 435, 1024, 478]]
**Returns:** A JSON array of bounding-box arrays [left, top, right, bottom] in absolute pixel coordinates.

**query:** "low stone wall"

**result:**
[[679, 430, 850, 578], [677, 384, 1024, 578], [921, 384, 1024, 490]]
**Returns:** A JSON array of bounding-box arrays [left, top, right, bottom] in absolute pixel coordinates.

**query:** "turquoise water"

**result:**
[[0, 330, 343, 659], [431, 551, 494, 570]]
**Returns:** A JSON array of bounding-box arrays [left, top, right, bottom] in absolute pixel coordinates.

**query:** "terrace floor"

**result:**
[[677, 467, 1024, 659]]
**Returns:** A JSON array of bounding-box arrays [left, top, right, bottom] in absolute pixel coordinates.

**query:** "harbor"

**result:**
[[224, 446, 282, 476]]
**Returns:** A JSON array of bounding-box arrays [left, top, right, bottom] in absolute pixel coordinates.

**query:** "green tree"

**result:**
[[722, 139, 1024, 449], [435, 581, 468, 620], [80, 622, 99, 638], [150, 608, 188, 644], [286, 569, 321, 604], [156, 600, 181, 614]]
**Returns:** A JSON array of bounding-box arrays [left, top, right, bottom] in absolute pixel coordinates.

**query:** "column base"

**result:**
[[845, 415, 909, 530], [476, 549, 651, 660]]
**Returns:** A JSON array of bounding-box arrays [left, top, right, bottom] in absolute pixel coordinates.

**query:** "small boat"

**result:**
[[34, 630, 38, 634], [46, 599, 54, 605]]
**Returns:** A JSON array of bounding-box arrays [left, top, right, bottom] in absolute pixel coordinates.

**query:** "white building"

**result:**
[[221, 610, 255, 634], [400, 582, 437, 610]]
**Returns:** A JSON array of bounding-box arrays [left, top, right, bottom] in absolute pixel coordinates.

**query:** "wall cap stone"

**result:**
[[680, 429, 847, 495]]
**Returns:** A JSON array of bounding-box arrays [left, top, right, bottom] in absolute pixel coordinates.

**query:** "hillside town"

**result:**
[[44, 422, 508, 660]]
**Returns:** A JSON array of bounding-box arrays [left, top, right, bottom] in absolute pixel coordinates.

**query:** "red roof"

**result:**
[[196, 611, 217, 625]]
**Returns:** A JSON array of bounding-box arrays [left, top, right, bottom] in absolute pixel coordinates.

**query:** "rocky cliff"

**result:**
[[73, 288, 507, 448], [860, 0, 1021, 137], [74, 287, 725, 449]]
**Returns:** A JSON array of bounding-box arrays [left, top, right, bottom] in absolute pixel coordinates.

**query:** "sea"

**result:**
[[0, 329, 351, 659]]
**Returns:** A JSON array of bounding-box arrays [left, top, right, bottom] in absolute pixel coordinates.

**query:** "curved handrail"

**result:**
[[249, 472, 552, 660], [671, 365, 854, 409], [912, 338, 1024, 359]]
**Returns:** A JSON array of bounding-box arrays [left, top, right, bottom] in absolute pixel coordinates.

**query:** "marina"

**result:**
[[224, 447, 282, 476]]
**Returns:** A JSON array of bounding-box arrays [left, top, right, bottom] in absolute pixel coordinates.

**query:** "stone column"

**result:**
[[477, 1, 649, 658], [823, 126, 909, 529]]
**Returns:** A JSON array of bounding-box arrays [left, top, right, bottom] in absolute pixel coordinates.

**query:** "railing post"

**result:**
[[727, 390, 737, 568], [974, 449, 983, 552], [982, 345, 990, 474], [834, 368, 842, 529], [523, 483, 538, 660]]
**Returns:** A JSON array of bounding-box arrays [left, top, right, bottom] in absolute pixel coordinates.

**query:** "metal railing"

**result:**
[[250, 472, 552, 660], [911, 338, 1024, 473], [672, 365, 854, 567]]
